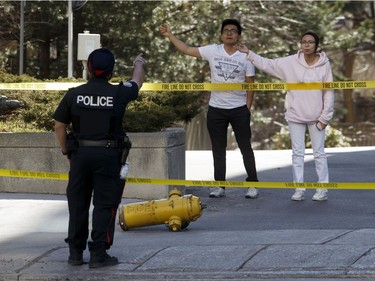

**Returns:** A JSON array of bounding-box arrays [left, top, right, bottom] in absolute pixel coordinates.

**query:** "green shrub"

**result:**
[[0, 71, 204, 132]]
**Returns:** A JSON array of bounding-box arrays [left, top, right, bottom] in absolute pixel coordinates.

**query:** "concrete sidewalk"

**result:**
[[1, 147, 375, 280]]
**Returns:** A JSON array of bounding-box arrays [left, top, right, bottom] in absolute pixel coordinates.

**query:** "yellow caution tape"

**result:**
[[0, 169, 373, 190], [126, 177, 374, 190], [140, 81, 375, 91], [0, 81, 374, 91], [0, 82, 83, 91], [0, 169, 68, 181]]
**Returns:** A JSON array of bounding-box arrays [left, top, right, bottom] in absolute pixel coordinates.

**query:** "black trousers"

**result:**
[[64, 147, 124, 251], [207, 105, 258, 186]]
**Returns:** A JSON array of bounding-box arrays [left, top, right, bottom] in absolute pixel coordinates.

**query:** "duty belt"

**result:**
[[78, 140, 119, 148]]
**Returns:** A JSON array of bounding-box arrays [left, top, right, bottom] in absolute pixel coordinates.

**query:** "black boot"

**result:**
[[68, 245, 84, 266], [89, 251, 118, 268]]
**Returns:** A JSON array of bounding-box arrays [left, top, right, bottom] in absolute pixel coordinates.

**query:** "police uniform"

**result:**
[[53, 69, 139, 265]]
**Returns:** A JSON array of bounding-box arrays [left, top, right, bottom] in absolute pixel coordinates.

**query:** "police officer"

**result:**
[[53, 48, 145, 268]]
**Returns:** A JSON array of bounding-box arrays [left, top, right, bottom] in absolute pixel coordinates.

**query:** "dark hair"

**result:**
[[87, 48, 115, 78], [221, 19, 242, 35], [301, 30, 320, 52]]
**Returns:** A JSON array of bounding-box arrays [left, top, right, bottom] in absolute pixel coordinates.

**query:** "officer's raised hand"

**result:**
[[131, 53, 146, 89]]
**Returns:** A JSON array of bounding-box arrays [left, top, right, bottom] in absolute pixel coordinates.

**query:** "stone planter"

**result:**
[[0, 128, 185, 200]]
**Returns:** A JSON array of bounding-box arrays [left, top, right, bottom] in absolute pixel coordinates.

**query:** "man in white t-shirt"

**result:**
[[160, 19, 259, 199]]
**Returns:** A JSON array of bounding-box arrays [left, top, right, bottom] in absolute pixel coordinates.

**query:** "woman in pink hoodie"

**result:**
[[238, 31, 334, 201]]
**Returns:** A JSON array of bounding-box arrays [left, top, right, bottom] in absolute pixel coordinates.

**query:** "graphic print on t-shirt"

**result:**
[[215, 59, 240, 81]]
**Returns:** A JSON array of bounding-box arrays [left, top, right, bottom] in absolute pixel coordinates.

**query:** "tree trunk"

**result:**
[[343, 51, 356, 123], [38, 40, 50, 79]]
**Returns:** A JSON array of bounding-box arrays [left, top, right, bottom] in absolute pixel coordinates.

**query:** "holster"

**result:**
[[120, 135, 132, 164], [66, 132, 78, 159]]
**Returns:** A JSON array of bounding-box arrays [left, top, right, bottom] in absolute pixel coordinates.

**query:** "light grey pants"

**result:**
[[288, 121, 329, 192]]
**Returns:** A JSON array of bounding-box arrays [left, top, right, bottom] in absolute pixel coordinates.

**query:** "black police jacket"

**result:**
[[53, 76, 139, 140]]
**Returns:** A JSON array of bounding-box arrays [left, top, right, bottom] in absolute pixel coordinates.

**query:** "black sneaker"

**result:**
[[68, 246, 83, 266], [68, 256, 84, 266], [89, 252, 118, 268]]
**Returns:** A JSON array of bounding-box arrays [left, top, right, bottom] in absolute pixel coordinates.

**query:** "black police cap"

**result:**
[[87, 48, 115, 77]]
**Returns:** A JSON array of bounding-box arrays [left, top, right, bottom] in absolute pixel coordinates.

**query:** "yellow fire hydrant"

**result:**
[[118, 188, 204, 232]]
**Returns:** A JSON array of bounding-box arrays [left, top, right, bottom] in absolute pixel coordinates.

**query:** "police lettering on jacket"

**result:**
[[76, 94, 114, 109]]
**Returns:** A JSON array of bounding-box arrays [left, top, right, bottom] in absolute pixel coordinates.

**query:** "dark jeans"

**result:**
[[64, 147, 124, 251], [207, 105, 258, 187]]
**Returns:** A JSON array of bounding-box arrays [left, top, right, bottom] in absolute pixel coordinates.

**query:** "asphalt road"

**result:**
[[1, 147, 374, 281], [186, 147, 375, 231]]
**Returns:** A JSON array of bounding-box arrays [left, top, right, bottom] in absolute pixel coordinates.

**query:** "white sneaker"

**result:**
[[209, 187, 225, 198], [312, 189, 328, 201], [291, 189, 305, 201], [245, 187, 258, 199]]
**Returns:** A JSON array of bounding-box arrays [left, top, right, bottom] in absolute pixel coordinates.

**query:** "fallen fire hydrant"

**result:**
[[118, 188, 204, 232]]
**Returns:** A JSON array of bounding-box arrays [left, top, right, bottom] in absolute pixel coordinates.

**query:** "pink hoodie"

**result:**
[[247, 50, 334, 124]]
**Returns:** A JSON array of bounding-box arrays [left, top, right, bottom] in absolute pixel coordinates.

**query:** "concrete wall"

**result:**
[[0, 128, 185, 200]]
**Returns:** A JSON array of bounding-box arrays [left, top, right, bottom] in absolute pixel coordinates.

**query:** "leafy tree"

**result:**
[[0, 1, 373, 148], [318, 1, 375, 123], [0, 1, 69, 77]]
